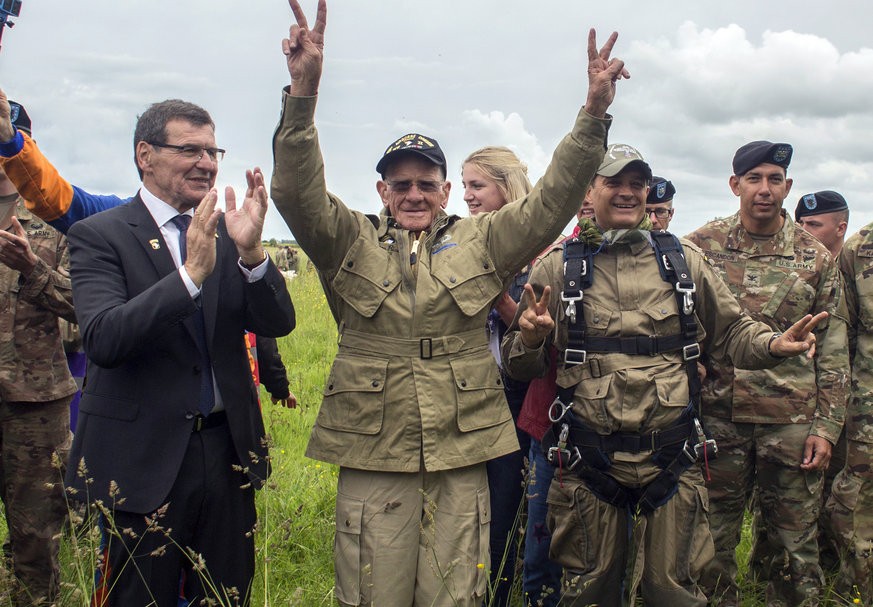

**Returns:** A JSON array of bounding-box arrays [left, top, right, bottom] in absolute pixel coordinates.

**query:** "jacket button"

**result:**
[[382, 280, 389, 287], [345, 520, 351, 527], [371, 380, 380, 387], [328, 384, 334, 391], [346, 261, 354, 268], [460, 380, 467, 387], [496, 378, 502, 385], [450, 276, 457, 283], [185, 412, 195, 420], [483, 263, 489, 269]]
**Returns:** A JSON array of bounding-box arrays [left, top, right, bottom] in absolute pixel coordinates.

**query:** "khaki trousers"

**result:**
[[334, 464, 490, 607]]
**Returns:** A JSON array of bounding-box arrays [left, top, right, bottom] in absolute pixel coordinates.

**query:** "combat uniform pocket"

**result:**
[[332, 238, 401, 318], [334, 493, 365, 606], [545, 477, 594, 573], [318, 354, 388, 435], [452, 351, 510, 432], [432, 241, 503, 317], [760, 273, 817, 329]]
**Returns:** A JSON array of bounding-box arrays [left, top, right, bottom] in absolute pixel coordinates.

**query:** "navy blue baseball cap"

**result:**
[[732, 141, 792, 176], [795, 190, 848, 221], [376, 133, 446, 177], [647, 176, 675, 204]]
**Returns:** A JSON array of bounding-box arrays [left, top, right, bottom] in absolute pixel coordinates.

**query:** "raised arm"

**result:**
[[0, 88, 126, 233], [284, 0, 327, 97]]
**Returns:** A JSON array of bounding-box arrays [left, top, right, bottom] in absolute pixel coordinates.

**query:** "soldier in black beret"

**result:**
[[646, 175, 675, 231], [795, 190, 849, 257]]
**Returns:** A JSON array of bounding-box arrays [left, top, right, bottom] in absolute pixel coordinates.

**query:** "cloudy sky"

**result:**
[[2, 0, 871, 239]]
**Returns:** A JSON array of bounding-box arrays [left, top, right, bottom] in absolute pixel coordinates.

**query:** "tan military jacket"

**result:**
[[271, 93, 609, 472], [0, 199, 77, 403], [839, 223, 873, 444], [502, 231, 779, 462], [686, 211, 849, 443]]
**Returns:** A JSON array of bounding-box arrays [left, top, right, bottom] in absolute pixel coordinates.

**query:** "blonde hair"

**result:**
[[462, 146, 532, 208]]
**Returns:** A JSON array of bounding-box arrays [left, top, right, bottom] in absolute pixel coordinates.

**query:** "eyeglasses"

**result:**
[[646, 207, 674, 219], [385, 179, 444, 194], [149, 142, 226, 163]]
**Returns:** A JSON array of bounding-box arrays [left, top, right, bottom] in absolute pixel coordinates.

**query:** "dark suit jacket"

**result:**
[[64, 195, 295, 514]]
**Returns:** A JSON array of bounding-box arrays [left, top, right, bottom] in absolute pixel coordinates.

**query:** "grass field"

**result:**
[[0, 257, 845, 605]]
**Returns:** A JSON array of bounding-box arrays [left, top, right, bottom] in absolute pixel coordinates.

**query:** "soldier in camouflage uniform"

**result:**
[[824, 221, 873, 604], [0, 102, 76, 606], [686, 141, 850, 606]]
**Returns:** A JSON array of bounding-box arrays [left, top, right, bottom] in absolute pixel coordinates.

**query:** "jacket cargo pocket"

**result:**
[[654, 369, 691, 409], [317, 354, 388, 435], [451, 351, 510, 432], [334, 493, 365, 606], [332, 238, 401, 318], [432, 241, 503, 317]]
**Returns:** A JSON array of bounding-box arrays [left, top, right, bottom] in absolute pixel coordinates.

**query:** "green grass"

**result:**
[[0, 255, 845, 605]]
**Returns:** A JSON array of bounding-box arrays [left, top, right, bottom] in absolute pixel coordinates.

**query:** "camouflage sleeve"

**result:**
[[808, 256, 851, 443], [501, 252, 559, 382], [839, 246, 859, 358], [18, 233, 77, 323]]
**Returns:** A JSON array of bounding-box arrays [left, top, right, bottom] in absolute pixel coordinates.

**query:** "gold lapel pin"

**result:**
[[149, 239, 161, 250]]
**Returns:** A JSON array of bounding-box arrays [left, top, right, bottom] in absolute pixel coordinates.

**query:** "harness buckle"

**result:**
[[680, 440, 698, 465], [661, 253, 673, 271], [564, 348, 587, 366], [549, 398, 571, 423], [560, 290, 583, 324], [682, 343, 701, 361], [675, 281, 696, 315], [547, 446, 572, 466]]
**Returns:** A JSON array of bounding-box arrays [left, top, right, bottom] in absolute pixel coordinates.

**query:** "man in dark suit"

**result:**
[[0, 95, 295, 606]]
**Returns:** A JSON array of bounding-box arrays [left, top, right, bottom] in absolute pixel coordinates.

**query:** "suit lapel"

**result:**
[[126, 195, 177, 279], [126, 195, 202, 347]]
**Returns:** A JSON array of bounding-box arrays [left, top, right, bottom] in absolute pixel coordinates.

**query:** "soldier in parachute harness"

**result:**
[[501, 143, 828, 607]]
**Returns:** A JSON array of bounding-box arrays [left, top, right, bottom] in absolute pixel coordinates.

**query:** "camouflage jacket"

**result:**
[[686, 210, 849, 443], [0, 199, 77, 402], [839, 223, 873, 444], [270, 92, 609, 472], [502, 230, 780, 463]]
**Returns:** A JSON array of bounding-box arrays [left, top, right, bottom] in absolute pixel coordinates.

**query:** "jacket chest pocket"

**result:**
[[332, 237, 401, 318], [432, 242, 503, 317]]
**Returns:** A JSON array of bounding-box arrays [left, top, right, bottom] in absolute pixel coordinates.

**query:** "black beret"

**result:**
[[647, 176, 675, 204], [376, 133, 446, 177], [732, 140, 792, 176], [795, 190, 848, 220], [8, 100, 31, 136]]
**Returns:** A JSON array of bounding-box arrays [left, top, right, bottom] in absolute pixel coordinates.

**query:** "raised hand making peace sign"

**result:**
[[284, 0, 327, 97]]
